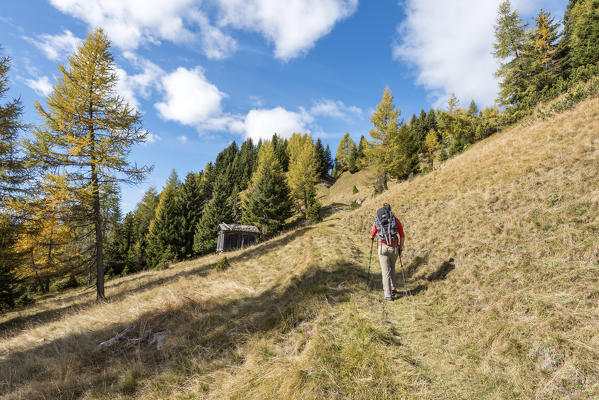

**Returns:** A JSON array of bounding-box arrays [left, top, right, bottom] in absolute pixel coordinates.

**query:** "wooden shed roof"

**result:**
[[218, 223, 260, 234]]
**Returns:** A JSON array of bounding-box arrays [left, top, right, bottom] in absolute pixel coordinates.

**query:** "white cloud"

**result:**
[[49, 0, 197, 50], [155, 67, 226, 125], [25, 76, 53, 96], [115, 52, 164, 109], [48, 0, 355, 60], [217, 0, 358, 60], [242, 107, 311, 141], [27, 29, 82, 61], [177, 135, 188, 143], [393, 0, 559, 108], [310, 99, 362, 119], [151, 68, 353, 141], [394, 1, 500, 107], [142, 131, 161, 146], [190, 10, 237, 60]]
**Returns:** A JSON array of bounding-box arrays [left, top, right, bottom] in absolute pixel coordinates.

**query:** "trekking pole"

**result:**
[[398, 253, 410, 297], [367, 239, 374, 289], [398, 252, 415, 321]]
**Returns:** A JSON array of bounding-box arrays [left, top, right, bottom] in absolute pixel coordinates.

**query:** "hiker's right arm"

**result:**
[[370, 223, 377, 240]]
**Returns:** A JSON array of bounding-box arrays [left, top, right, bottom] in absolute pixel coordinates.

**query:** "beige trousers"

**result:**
[[378, 244, 398, 298]]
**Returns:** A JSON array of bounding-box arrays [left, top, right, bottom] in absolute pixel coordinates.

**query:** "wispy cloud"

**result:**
[[24, 76, 53, 96], [48, 0, 357, 60], [393, 0, 564, 108], [310, 99, 362, 120], [25, 29, 82, 61], [216, 0, 358, 60]]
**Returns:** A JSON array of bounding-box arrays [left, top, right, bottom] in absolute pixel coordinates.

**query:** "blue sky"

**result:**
[[0, 0, 566, 212]]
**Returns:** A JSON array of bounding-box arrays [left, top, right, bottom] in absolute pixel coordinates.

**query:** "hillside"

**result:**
[[1, 97, 598, 399]]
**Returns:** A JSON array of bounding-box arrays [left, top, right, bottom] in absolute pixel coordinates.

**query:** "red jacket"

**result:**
[[370, 217, 405, 245]]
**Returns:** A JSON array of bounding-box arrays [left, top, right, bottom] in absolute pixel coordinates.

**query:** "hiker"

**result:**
[[370, 203, 405, 301]]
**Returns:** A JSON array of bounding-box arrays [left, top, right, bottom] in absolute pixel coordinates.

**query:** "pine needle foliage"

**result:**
[[287, 133, 318, 213], [242, 142, 292, 235], [193, 179, 231, 255], [145, 171, 184, 269], [24, 28, 151, 299], [0, 48, 28, 204], [367, 87, 402, 191]]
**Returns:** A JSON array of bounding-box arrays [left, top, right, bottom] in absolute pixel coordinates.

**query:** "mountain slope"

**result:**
[[1, 98, 598, 399]]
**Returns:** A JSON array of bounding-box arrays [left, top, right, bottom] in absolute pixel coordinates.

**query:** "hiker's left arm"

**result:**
[[397, 218, 405, 252]]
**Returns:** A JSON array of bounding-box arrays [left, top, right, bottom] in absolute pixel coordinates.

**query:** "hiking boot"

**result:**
[[392, 289, 399, 296], [384, 297, 394, 302]]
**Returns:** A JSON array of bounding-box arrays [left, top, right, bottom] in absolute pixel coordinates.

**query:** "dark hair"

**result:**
[[382, 203, 391, 210]]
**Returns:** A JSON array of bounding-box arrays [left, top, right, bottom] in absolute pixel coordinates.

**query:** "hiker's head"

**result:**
[[382, 203, 391, 211]]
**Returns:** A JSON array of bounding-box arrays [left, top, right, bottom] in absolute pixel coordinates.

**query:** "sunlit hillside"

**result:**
[[1, 97, 598, 399]]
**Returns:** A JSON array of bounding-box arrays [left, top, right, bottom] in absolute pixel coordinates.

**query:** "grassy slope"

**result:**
[[1, 98, 598, 399]]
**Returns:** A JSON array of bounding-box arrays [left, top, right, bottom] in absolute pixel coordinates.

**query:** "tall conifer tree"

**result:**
[[367, 87, 402, 191], [178, 172, 205, 257], [25, 29, 151, 299], [193, 179, 231, 255], [145, 171, 184, 268], [493, 0, 530, 110], [0, 49, 28, 205], [287, 134, 318, 212], [335, 133, 357, 174], [242, 142, 292, 235]]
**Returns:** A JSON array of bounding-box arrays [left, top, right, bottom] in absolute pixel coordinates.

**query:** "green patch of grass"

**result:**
[[215, 256, 231, 271], [120, 370, 141, 395]]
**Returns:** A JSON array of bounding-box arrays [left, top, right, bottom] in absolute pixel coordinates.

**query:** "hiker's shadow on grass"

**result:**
[[0, 256, 363, 398], [0, 227, 314, 335], [427, 258, 455, 282], [368, 257, 455, 298]]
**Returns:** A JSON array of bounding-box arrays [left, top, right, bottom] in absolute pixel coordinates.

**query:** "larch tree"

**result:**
[[334, 132, 357, 174], [242, 142, 292, 235], [12, 175, 79, 293], [286, 133, 318, 213], [367, 87, 402, 192], [355, 135, 370, 170], [25, 28, 151, 299]]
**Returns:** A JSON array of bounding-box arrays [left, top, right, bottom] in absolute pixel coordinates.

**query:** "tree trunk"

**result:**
[[93, 184, 105, 300], [89, 101, 105, 300]]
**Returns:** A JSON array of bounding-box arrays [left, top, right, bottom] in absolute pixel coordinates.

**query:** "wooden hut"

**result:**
[[216, 223, 260, 253]]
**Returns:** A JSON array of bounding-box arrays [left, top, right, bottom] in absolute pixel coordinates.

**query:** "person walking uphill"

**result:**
[[370, 203, 405, 301]]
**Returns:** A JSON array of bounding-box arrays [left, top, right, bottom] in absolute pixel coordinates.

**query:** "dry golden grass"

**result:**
[[1, 97, 598, 399]]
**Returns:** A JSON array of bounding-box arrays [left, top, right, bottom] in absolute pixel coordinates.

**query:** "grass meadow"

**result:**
[[1, 97, 598, 399]]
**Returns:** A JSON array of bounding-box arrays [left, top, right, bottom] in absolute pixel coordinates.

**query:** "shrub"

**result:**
[[352, 185, 359, 194], [438, 148, 448, 162], [307, 200, 322, 224], [350, 200, 360, 210], [215, 256, 230, 271], [56, 275, 80, 291]]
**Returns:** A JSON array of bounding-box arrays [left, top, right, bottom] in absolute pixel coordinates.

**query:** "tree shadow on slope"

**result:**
[[321, 202, 349, 218], [0, 227, 314, 336], [0, 256, 366, 399]]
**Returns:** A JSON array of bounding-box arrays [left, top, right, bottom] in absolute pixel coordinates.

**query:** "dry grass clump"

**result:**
[[1, 98, 598, 399]]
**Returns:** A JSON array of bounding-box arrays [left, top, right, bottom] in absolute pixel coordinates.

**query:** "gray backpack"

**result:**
[[374, 205, 398, 244]]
